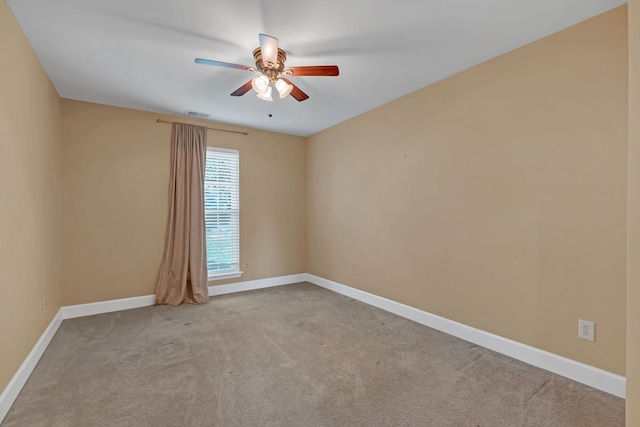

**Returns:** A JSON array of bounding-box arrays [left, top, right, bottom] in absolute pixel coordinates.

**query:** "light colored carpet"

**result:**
[[2, 282, 624, 426]]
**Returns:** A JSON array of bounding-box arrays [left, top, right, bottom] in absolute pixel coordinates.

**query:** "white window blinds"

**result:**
[[204, 147, 239, 277]]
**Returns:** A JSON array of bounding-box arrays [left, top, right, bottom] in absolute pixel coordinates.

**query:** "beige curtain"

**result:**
[[155, 123, 209, 305]]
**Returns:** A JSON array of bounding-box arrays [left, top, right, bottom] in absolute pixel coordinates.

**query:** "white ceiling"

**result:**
[[8, 0, 626, 137]]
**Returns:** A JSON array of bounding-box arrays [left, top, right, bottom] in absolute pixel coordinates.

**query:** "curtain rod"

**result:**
[[156, 119, 249, 136]]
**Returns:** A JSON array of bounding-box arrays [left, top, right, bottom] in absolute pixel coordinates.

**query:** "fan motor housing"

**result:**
[[253, 48, 287, 80]]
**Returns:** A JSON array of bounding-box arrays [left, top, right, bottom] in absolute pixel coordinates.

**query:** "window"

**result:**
[[204, 147, 240, 280]]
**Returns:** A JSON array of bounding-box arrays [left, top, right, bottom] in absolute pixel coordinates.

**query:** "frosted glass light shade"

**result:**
[[251, 75, 270, 94], [275, 79, 293, 98], [256, 85, 273, 101]]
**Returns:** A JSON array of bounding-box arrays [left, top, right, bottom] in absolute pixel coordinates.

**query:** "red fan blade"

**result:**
[[258, 34, 279, 65], [195, 58, 253, 71], [280, 78, 309, 102], [230, 80, 253, 96], [286, 66, 339, 77]]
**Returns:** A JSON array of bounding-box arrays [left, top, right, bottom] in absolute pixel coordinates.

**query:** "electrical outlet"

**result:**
[[348, 265, 353, 276], [244, 262, 249, 270], [578, 319, 595, 342], [40, 297, 46, 313]]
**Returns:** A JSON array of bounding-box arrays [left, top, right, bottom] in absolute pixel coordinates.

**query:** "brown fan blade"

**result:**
[[281, 78, 309, 102], [230, 80, 253, 97], [286, 66, 339, 77], [195, 58, 254, 71]]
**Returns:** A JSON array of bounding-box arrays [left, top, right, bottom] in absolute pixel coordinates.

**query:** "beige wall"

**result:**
[[307, 7, 628, 374], [627, 0, 639, 423], [61, 100, 306, 306], [0, 1, 62, 391]]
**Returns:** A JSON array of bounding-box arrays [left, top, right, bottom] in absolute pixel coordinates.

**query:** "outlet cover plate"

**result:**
[[578, 319, 595, 342]]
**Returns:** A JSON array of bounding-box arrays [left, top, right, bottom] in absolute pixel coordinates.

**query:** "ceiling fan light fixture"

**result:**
[[251, 75, 270, 94], [196, 33, 338, 103], [275, 79, 293, 98], [256, 85, 273, 101]]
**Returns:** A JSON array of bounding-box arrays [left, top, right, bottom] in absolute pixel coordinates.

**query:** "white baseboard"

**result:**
[[61, 273, 307, 319], [62, 294, 156, 319], [305, 273, 626, 399], [208, 273, 307, 296], [0, 309, 64, 423]]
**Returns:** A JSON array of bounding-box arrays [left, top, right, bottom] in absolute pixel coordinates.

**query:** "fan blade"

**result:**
[[281, 78, 309, 102], [258, 33, 279, 66], [286, 66, 339, 77], [195, 58, 253, 71], [230, 80, 253, 97]]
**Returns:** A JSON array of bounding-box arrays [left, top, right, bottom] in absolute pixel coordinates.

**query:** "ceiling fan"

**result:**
[[195, 34, 339, 102]]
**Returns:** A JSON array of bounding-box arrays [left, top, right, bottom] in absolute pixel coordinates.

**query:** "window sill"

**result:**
[[208, 271, 243, 282]]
